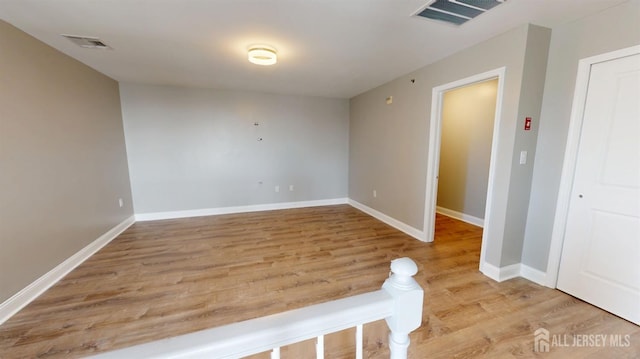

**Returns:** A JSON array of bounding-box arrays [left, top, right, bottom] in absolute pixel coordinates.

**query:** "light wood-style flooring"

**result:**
[[0, 205, 638, 358]]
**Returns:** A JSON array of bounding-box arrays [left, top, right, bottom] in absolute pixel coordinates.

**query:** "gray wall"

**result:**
[[500, 25, 551, 266], [437, 79, 498, 219], [349, 24, 550, 268], [0, 21, 133, 302], [120, 84, 349, 214], [522, 1, 640, 272]]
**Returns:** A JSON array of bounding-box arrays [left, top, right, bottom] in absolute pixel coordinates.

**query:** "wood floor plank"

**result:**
[[0, 205, 638, 358]]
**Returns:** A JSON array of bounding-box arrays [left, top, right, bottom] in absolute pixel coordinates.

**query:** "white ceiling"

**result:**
[[0, 0, 628, 98]]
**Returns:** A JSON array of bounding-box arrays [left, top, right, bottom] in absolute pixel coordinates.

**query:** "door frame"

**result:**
[[546, 45, 640, 288], [423, 67, 506, 273]]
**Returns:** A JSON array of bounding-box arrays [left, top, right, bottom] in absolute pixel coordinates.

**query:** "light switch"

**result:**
[[520, 150, 528, 164]]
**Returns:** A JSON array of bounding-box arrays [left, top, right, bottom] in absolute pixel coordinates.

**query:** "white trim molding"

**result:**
[[348, 199, 425, 241], [436, 206, 484, 227], [481, 262, 520, 282], [0, 216, 135, 325], [135, 198, 349, 221], [546, 45, 640, 288], [423, 68, 506, 268], [519, 264, 547, 286], [480, 262, 548, 286]]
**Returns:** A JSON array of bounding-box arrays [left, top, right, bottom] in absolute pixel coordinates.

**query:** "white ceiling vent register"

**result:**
[[62, 34, 111, 49], [414, 0, 507, 26]]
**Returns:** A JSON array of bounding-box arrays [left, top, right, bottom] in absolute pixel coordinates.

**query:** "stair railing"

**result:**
[[90, 257, 424, 359]]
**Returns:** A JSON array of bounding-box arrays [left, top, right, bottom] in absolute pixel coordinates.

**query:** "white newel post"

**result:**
[[382, 257, 424, 359]]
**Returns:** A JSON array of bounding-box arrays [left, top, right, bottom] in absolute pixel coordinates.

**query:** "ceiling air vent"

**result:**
[[62, 34, 111, 49], [414, 0, 507, 26]]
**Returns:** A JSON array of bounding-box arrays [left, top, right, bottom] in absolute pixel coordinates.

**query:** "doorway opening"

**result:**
[[436, 78, 498, 227], [423, 67, 506, 271]]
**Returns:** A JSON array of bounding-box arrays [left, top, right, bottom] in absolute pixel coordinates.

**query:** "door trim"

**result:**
[[546, 45, 640, 288], [423, 67, 505, 275]]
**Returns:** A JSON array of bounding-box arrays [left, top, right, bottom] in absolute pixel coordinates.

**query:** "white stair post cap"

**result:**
[[390, 257, 418, 277]]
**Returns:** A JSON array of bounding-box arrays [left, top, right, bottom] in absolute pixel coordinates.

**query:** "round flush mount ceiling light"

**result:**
[[248, 45, 277, 66]]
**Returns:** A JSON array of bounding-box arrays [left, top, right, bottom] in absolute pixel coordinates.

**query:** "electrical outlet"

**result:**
[[373, 190, 377, 198], [275, 185, 280, 193], [118, 198, 124, 208], [289, 185, 294, 191]]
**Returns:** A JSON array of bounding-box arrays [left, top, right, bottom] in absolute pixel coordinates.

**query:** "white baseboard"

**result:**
[[498, 263, 522, 281], [481, 261, 520, 282], [348, 199, 425, 241], [135, 198, 349, 221], [0, 215, 135, 325], [519, 264, 548, 286], [137, 198, 425, 243], [479, 261, 500, 281], [480, 261, 548, 286], [436, 206, 484, 228]]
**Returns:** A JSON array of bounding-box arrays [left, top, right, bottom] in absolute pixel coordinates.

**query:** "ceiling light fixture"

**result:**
[[248, 45, 277, 66]]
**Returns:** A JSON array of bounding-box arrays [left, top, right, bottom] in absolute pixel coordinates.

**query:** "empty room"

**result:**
[[1, 0, 639, 358]]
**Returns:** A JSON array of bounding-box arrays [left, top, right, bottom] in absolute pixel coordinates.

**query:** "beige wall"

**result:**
[[349, 24, 550, 268], [437, 79, 498, 219], [522, 0, 640, 272], [120, 84, 349, 214], [0, 21, 133, 302]]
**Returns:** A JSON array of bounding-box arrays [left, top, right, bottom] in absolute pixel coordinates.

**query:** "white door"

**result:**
[[557, 52, 640, 325]]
